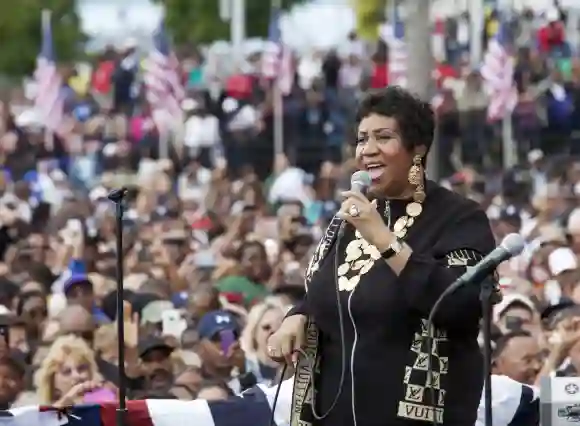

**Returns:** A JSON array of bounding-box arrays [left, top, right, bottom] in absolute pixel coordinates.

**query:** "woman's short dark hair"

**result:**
[[355, 86, 435, 153]]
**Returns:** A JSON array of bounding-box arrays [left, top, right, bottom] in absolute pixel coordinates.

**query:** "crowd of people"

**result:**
[[0, 4, 579, 425]]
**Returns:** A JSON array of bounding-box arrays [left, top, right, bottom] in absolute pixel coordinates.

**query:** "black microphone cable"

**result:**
[[424, 280, 459, 426], [424, 268, 495, 426], [269, 224, 349, 425]]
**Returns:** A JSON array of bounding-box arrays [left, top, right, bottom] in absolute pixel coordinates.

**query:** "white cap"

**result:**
[[548, 247, 578, 276], [527, 149, 544, 163], [493, 293, 536, 323], [89, 186, 108, 202], [222, 97, 238, 113], [568, 208, 580, 234], [546, 8, 559, 22], [15, 109, 42, 128]]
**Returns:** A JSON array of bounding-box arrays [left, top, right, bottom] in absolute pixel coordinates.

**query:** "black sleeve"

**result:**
[[286, 294, 309, 317], [398, 208, 496, 331], [508, 384, 539, 426]]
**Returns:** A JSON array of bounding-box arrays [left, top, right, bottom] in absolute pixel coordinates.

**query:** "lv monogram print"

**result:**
[[397, 249, 483, 424]]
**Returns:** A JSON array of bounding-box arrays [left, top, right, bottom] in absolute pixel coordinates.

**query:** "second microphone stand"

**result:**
[[481, 277, 501, 426], [108, 187, 128, 426]]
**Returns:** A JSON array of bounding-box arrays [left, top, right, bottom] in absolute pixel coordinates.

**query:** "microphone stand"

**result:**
[[108, 187, 128, 426], [481, 276, 500, 426]]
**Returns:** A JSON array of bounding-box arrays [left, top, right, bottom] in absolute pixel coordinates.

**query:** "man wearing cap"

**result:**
[[196, 310, 256, 393], [494, 294, 538, 335], [64, 274, 109, 323], [546, 247, 580, 304], [136, 336, 175, 392], [538, 302, 580, 378]]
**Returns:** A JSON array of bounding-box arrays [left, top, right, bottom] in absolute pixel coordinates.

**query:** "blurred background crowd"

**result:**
[[2, 0, 580, 411]]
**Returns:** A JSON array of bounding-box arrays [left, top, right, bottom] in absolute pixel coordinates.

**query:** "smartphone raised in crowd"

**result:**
[[219, 329, 236, 355], [161, 309, 187, 338], [505, 316, 524, 332], [83, 388, 116, 403]]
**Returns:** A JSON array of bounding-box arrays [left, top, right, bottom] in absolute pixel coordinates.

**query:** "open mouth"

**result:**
[[365, 164, 386, 181]]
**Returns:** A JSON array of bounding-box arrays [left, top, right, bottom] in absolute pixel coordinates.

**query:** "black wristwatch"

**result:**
[[381, 238, 404, 259]]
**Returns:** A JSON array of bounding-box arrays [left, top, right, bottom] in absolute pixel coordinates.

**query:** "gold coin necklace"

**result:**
[[387, 199, 424, 239]]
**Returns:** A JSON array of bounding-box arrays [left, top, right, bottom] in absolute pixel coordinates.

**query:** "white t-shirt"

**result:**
[[184, 115, 220, 149]]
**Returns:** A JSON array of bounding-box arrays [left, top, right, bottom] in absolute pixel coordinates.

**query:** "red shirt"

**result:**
[[91, 60, 115, 94], [537, 23, 565, 53], [371, 63, 388, 88], [226, 74, 253, 100], [434, 63, 458, 89]]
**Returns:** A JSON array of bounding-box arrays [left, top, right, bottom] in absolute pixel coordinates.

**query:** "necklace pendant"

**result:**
[[393, 216, 408, 233], [406, 202, 423, 217], [395, 228, 408, 239]]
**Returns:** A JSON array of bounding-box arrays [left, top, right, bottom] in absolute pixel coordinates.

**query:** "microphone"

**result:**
[[350, 171, 372, 195], [452, 233, 525, 287]]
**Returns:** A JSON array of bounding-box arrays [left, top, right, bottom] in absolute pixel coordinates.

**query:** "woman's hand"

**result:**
[[267, 314, 307, 363], [337, 190, 391, 248], [54, 380, 101, 408]]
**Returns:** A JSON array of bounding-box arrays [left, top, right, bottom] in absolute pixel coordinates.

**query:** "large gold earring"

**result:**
[[408, 154, 426, 203]]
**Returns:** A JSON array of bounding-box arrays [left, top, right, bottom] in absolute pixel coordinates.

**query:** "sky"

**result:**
[[77, 0, 574, 51]]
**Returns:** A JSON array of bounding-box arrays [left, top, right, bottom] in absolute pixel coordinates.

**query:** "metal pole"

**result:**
[[272, 0, 284, 166], [108, 188, 128, 426], [231, 0, 246, 64], [469, 0, 484, 68]]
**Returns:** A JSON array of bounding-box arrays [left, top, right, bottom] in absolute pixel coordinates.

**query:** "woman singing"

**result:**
[[267, 87, 496, 426]]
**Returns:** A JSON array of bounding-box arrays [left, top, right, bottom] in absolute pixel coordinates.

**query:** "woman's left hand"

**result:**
[[337, 191, 389, 247]]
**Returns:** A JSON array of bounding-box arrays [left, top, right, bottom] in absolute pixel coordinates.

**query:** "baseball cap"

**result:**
[[0, 350, 27, 377], [64, 274, 93, 294], [138, 336, 173, 358], [548, 247, 578, 276], [141, 300, 174, 325], [541, 301, 580, 329], [493, 294, 536, 323], [567, 208, 580, 234], [197, 310, 240, 340]]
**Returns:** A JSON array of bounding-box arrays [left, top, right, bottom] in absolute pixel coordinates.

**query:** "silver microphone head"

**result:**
[[500, 233, 526, 256], [350, 171, 372, 194]]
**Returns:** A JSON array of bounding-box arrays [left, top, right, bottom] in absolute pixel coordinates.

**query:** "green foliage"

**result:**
[[0, 0, 84, 77], [353, 0, 388, 40], [155, 0, 306, 45]]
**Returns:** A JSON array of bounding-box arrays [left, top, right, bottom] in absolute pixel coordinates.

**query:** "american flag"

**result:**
[[480, 19, 518, 121], [33, 10, 64, 132], [387, 8, 407, 88], [261, 8, 293, 95], [0, 375, 538, 426], [144, 20, 185, 130]]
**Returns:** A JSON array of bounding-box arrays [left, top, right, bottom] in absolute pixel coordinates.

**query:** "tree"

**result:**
[[155, 0, 305, 45], [352, 0, 387, 41], [0, 0, 84, 77], [403, 0, 438, 178]]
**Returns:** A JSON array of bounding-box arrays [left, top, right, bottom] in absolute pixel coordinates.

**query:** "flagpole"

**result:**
[[231, 0, 246, 64], [41, 9, 55, 153], [271, 0, 284, 170]]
